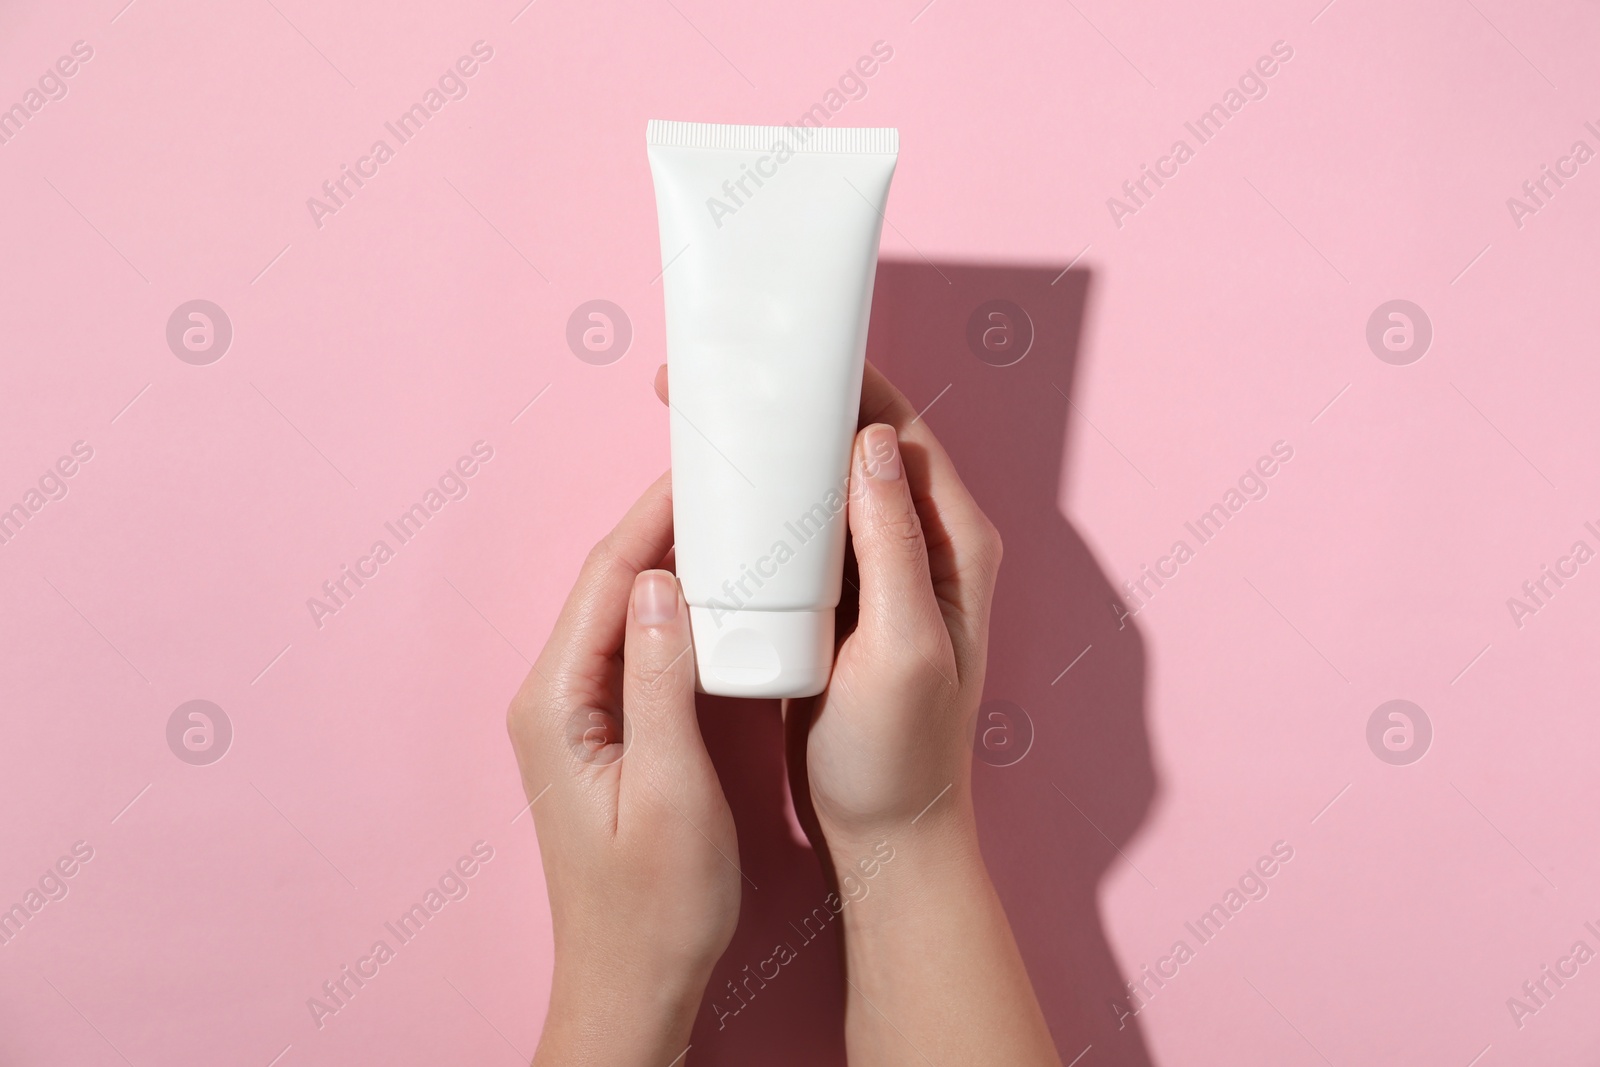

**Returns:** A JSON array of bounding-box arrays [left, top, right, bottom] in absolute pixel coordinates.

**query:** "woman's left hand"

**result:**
[[507, 471, 741, 1065]]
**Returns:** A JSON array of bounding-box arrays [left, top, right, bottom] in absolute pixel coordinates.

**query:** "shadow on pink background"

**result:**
[[3, 0, 1600, 1065]]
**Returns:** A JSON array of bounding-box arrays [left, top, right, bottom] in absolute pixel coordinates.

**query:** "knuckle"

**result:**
[[856, 630, 949, 696], [505, 665, 565, 750], [967, 516, 1004, 580], [505, 685, 533, 737], [583, 533, 621, 575], [981, 518, 1004, 570], [875, 504, 928, 564], [505, 688, 545, 746], [629, 643, 694, 704]]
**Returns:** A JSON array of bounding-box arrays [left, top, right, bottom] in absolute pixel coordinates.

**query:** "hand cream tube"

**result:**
[[647, 119, 898, 698]]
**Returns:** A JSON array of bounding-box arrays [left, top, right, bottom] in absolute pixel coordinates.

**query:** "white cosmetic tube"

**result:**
[[646, 119, 899, 698]]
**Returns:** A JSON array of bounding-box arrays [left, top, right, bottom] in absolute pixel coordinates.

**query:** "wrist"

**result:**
[[816, 778, 980, 872], [536, 947, 710, 1065], [821, 795, 991, 939], [829, 831, 1062, 1067]]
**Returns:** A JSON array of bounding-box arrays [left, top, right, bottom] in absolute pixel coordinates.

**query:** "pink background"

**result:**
[[3, 0, 1599, 1064]]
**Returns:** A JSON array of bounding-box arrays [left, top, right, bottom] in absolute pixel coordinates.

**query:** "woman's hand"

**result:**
[[802, 364, 1059, 1066], [794, 362, 1005, 856], [506, 473, 740, 1066]]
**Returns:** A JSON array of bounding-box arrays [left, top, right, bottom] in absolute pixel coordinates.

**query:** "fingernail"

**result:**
[[635, 570, 679, 626], [863, 424, 901, 481]]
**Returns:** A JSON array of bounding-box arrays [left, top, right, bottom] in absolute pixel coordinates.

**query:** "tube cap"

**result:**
[[688, 606, 834, 698]]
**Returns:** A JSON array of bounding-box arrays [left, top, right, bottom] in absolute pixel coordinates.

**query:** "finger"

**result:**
[[527, 471, 674, 719], [507, 476, 675, 838], [858, 361, 1003, 642], [654, 363, 669, 405], [858, 362, 987, 541], [618, 570, 720, 819], [846, 423, 952, 682], [554, 470, 674, 661]]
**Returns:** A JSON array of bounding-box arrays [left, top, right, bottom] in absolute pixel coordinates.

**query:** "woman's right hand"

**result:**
[[796, 363, 1060, 1066], [654, 361, 1059, 1065], [793, 362, 1005, 858]]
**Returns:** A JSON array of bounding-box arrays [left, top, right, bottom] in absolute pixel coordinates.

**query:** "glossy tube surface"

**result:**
[[647, 119, 898, 697]]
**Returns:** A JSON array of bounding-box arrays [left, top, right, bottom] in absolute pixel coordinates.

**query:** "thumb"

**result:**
[[618, 569, 718, 812], [847, 424, 948, 667]]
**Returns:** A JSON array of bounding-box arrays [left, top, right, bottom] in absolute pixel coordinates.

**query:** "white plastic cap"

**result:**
[[689, 606, 834, 698]]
